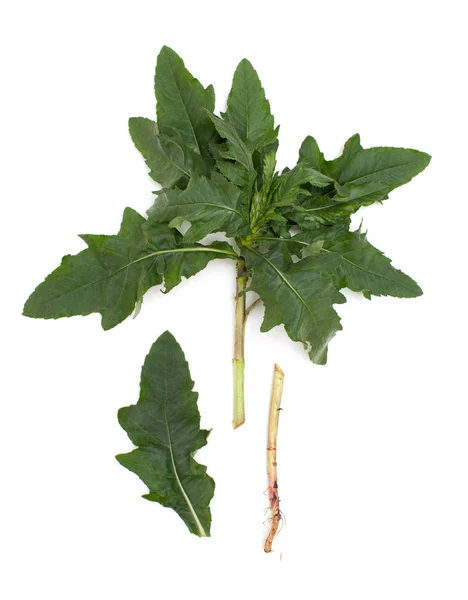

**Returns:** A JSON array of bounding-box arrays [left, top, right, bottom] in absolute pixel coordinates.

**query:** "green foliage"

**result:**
[[225, 58, 277, 152], [149, 173, 251, 242], [155, 46, 216, 157], [23, 208, 235, 329], [24, 45, 430, 360], [293, 224, 422, 299], [244, 243, 345, 364], [22, 47, 431, 539], [128, 117, 190, 187], [117, 331, 214, 537]]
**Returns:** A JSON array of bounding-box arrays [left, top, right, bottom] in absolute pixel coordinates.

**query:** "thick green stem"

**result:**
[[233, 258, 247, 429]]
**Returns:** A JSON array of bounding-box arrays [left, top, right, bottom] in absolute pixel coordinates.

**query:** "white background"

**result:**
[[1, 1, 467, 598]]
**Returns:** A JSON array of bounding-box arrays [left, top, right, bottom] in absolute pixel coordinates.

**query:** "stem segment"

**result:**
[[265, 363, 285, 553], [233, 259, 247, 429]]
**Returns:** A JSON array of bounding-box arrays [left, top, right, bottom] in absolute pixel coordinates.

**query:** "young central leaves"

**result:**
[[23, 208, 236, 329], [116, 331, 214, 537]]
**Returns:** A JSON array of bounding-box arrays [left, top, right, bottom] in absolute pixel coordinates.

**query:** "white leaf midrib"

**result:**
[[163, 377, 207, 537]]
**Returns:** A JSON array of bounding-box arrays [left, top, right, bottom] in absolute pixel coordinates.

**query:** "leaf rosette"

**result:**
[[24, 46, 430, 429]]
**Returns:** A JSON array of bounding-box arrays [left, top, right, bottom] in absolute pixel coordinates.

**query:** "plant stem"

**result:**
[[233, 258, 247, 429], [245, 297, 260, 318], [265, 363, 284, 553]]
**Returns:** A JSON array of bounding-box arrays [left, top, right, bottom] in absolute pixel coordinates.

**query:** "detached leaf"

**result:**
[[129, 117, 189, 187], [294, 226, 423, 298], [226, 58, 277, 152], [244, 243, 345, 364], [149, 174, 251, 242], [155, 46, 216, 155], [23, 208, 236, 329], [117, 331, 214, 537]]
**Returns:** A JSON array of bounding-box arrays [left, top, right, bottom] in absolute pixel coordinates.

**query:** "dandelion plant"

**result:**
[[23, 46, 430, 430]]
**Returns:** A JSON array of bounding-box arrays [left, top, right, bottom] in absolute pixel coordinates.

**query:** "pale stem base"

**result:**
[[232, 358, 245, 429], [233, 259, 247, 429]]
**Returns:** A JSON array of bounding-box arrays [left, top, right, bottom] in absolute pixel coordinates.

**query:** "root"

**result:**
[[264, 507, 281, 553], [264, 364, 284, 553]]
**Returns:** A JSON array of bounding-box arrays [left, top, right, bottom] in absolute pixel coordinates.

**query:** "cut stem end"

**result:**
[[232, 358, 245, 429]]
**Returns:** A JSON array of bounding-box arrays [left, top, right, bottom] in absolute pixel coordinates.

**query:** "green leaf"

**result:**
[[275, 163, 332, 204], [299, 136, 325, 172], [155, 46, 216, 155], [328, 139, 431, 202], [144, 221, 235, 293], [216, 159, 251, 188], [251, 162, 332, 232], [325, 134, 363, 180], [163, 126, 215, 179], [294, 226, 423, 299], [283, 196, 370, 229], [262, 150, 277, 192], [301, 135, 431, 204], [207, 112, 256, 184], [249, 150, 278, 231], [225, 58, 277, 152], [337, 146, 430, 192], [148, 174, 251, 242], [116, 331, 214, 537], [23, 208, 237, 329], [129, 117, 189, 187], [244, 243, 345, 364]]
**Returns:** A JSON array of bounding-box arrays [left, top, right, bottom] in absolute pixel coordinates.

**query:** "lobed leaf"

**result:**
[[155, 46, 216, 156], [216, 159, 251, 188], [336, 146, 431, 194], [129, 117, 190, 187], [117, 331, 214, 536], [244, 242, 345, 364], [294, 225, 422, 299], [324, 134, 363, 180], [225, 58, 277, 152], [283, 196, 373, 229], [148, 174, 251, 242], [23, 208, 236, 329], [299, 135, 326, 172], [207, 112, 257, 188], [299, 133, 431, 205]]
